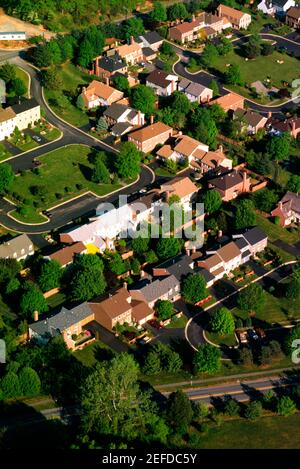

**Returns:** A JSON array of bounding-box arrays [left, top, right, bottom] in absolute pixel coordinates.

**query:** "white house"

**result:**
[[257, 0, 295, 15], [178, 78, 213, 104], [146, 69, 178, 96], [0, 98, 41, 142]]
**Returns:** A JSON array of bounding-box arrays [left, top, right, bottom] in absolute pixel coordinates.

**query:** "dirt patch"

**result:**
[[0, 9, 56, 41]]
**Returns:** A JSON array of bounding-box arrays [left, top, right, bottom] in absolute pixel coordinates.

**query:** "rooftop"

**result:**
[[98, 54, 126, 72], [129, 121, 172, 142]]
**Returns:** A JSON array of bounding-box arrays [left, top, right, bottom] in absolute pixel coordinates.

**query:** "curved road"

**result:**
[[173, 33, 300, 114], [0, 53, 154, 233]]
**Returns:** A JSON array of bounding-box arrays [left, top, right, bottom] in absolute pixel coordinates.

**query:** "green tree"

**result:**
[[109, 252, 129, 276], [70, 254, 106, 301], [238, 347, 253, 366], [77, 38, 94, 69], [0, 163, 15, 194], [0, 62, 16, 83], [37, 260, 63, 292], [266, 133, 291, 161], [150, 2, 167, 23], [235, 199, 256, 229], [0, 372, 21, 399], [244, 34, 261, 59], [224, 397, 240, 416], [166, 390, 193, 434], [237, 283, 266, 314], [155, 300, 174, 321], [96, 116, 108, 132], [113, 75, 129, 93], [201, 43, 219, 68], [287, 174, 300, 193], [20, 282, 48, 319], [92, 157, 110, 184], [252, 189, 278, 213], [167, 3, 188, 21], [217, 37, 233, 56], [286, 277, 300, 301], [210, 307, 235, 335], [18, 367, 41, 397], [132, 236, 150, 255], [76, 94, 86, 110], [190, 107, 218, 148], [156, 237, 181, 259], [145, 250, 158, 264], [122, 17, 145, 40], [277, 396, 296, 417], [42, 67, 63, 90], [193, 344, 221, 374], [224, 64, 242, 85], [181, 273, 207, 303], [209, 79, 220, 98], [131, 257, 141, 275], [115, 142, 141, 180], [130, 85, 156, 115], [244, 401, 262, 420], [203, 190, 222, 214], [10, 78, 27, 96], [143, 351, 161, 375]]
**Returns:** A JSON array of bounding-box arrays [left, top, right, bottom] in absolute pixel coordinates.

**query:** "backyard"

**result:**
[[7, 144, 123, 223]]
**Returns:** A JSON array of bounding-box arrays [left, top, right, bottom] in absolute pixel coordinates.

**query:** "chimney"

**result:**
[[130, 35, 134, 45], [292, 120, 296, 137], [242, 171, 247, 190], [218, 230, 223, 238], [185, 247, 191, 256], [105, 77, 110, 86], [150, 114, 154, 125], [82, 86, 87, 94], [123, 281, 128, 290], [218, 144, 223, 153], [192, 14, 196, 22], [279, 201, 283, 210], [33, 310, 39, 322], [140, 269, 145, 277], [268, 111, 272, 119], [137, 110, 141, 126], [62, 330, 68, 342]]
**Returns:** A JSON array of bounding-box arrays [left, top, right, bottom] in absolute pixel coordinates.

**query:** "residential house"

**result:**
[[271, 191, 300, 226], [233, 108, 268, 134], [92, 54, 128, 79], [89, 288, 133, 331], [128, 121, 174, 153], [29, 302, 94, 349], [103, 103, 144, 137], [258, 0, 295, 16], [286, 6, 300, 26], [267, 116, 300, 138], [171, 134, 209, 163], [129, 274, 180, 309], [44, 242, 87, 268], [139, 31, 163, 51], [190, 146, 233, 174], [152, 254, 195, 282], [81, 80, 124, 109], [169, 14, 206, 44], [216, 4, 251, 29], [146, 69, 178, 96], [208, 169, 251, 201], [178, 78, 213, 103], [201, 26, 219, 40], [129, 190, 163, 227], [197, 227, 267, 285], [142, 47, 157, 62], [204, 13, 231, 33], [0, 98, 41, 141], [115, 38, 143, 65], [160, 176, 198, 210], [209, 92, 244, 112], [0, 234, 34, 261]]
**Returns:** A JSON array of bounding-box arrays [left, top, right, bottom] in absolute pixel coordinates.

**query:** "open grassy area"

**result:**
[[190, 413, 300, 449], [10, 206, 48, 224], [206, 330, 237, 347], [74, 340, 115, 367], [0, 142, 12, 162], [44, 63, 92, 127], [166, 314, 188, 329], [212, 47, 300, 102], [8, 144, 124, 223], [256, 213, 299, 245], [6, 66, 30, 99]]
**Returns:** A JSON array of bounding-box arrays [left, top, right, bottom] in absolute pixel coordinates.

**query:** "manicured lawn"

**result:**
[[212, 47, 300, 102], [47, 292, 66, 309], [0, 142, 12, 162], [166, 314, 188, 329], [10, 206, 47, 224], [256, 213, 299, 245], [44, 63, 92, 127], [74, 340, 114, 367], [6, 67, 30, 99], [206, 330, 237, 347], [8, 144, 124, 223], [15, 139, 39, 152], [190, 413, 300, 449]]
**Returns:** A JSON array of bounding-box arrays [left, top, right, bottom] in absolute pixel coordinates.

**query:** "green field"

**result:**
[[8, 145, 123, 223], [206, 330, 237, 347], [74, 340, 115, 367], [212, 47, 300, 102], [6, 67, 30, 99], [190, 413, 300, 449], [0, 142, 12, 162], [256, 213, 299, 244], [44, 63, 92, 127]]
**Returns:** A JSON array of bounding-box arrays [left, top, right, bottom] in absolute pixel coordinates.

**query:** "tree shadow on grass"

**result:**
[[78, 163, 93, 182]]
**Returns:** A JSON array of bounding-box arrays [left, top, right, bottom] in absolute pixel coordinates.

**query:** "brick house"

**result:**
[[114, 38, 143, 65], [81, 80, 124, 109], [267, 116, 300, 138], [129, 274, 180, 309], [271, 191, 300, 226], [169, 14, 205, 44], [208, 169, 251, 201], [128, 121, 173, 153], [44, 242, 87, 268], [286, 6, 300, 26], [233, 108, 268, 135], [92, 54, 128, 79], [160, 176, 198, 210]]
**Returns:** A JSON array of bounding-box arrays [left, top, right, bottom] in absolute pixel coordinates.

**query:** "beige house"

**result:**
[[81, 80, 124, 109], [115, 38, 143, 65], [216, 4, 251, 29], [0, 98, 41, 141], [128, 121, 173, 153]]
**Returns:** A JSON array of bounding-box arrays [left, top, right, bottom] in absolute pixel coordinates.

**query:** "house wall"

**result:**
[[0, 117, 15, 141], [128, 128, 173, 153], [14, 106, 41, 131]]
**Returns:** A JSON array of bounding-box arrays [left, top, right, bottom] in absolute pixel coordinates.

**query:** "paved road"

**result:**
[[0, 53, 154, 233], [173, 32, 300, 114]]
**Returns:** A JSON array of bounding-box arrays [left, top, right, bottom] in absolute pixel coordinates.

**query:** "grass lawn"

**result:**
[[0, 142, 12, 162], [212, 47, 300, 102], [10, 206, 48, 224], [190, 413, 300, 449], [256, 213, 299, 245], [47, 291, 66, 309], [205, 330, 237, 347], [74, 340, 114, 367], [44, 63, 92, 127], [166, 314, 188, 329], [6, 67, 30, 99], [15, 139, 39, 152], [8, 144, 124, 223], [154, 166, 176, 178]]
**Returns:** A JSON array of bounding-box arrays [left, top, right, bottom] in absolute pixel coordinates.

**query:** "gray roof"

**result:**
[[235, 237, 249, 250], [209, 170, 244, 190], [239, 226, 267, 246], [196, 267, 215, 283], [111, 121, 133, 136], [156, 254, 194, 281], [280, 191, 300, 214], [0, 234, 33, 259], [10, 97, 39, 114], [0, 31, 25, 35], [142, 46, 156, 57], [141, 31, 163, 45], [103, 103, 129, 120], [130, 274, 180, 303], [29, 302, 93, 337], [178, 78, 191, 89], [185, 81, 208, 97], [98, 54, 126, 72]]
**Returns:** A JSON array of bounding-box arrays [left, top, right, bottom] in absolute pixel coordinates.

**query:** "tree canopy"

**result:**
[[210, 307, 235, 335], [181, 273, 207, 303], [193, 344, 221, 374], [115, 142, 141, 180]]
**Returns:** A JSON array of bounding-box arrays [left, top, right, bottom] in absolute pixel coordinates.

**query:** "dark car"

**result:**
[[248, 329, 259, 341]]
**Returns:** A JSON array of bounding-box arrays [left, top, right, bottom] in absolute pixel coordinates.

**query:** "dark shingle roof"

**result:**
[[141, 31, 163, 45], [240, 226, 267, 246], [103, 103, 129, 120], [156, 254, 194, 281], [10, 98, 39, 114], [29, 303, 93, 337], [111, 122, 133, 136], [142, 46, 156, 57], [209, 170, 244, 191], [130, 274, 180, 303], [98, 55, 126, 72]]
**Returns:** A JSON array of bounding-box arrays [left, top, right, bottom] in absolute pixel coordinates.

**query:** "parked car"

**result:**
[[32, 158, 41, 166], [248, 329, 259, 341], [32, 135, 42, 143]]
